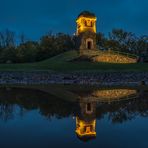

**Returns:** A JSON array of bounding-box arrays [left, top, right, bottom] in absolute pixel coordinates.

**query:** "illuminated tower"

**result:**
[[76, 11, 97, 50], [75, 98, 96, 141]]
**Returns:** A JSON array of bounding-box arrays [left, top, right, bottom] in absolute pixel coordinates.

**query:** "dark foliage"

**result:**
[[0, 29, 147, 63]]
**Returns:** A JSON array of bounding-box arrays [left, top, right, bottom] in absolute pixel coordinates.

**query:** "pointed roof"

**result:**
[[77, 11, 96, 19]]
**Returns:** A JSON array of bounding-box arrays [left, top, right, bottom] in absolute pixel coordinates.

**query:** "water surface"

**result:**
[[0, 85, 148, 148]]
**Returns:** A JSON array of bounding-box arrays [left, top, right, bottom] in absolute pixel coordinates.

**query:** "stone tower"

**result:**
[[76, 11, 97, 50]]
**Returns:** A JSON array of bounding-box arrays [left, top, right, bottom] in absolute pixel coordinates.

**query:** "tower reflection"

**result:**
[[75, 88, 137, 141], [76, 97, 96, 141]]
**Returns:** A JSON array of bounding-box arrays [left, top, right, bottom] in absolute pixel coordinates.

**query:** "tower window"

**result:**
[[84, 20, 87, 26], [87, 20, 91, 27], [91, 21, 93, 27]]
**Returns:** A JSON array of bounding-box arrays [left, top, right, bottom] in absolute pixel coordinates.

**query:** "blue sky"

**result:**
[[0, 0, 147, 40]]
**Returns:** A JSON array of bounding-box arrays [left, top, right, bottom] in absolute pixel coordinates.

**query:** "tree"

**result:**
[[19, 33, 27, 44], [134, 36, 148, 55], [0, 32, 5, 48], [0, 47, 17, 63], [54, 33, 74, 52], [16, 41, 39, 63], [0, 29, 15, 48], [38, 33, 74, 61], [38, 34, 55, 60], [108, 29, 136, 53], [96, 32, 107, 50], [5, 29, 15, 47]]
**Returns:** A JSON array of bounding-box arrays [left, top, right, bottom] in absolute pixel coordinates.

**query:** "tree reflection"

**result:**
[[0, 87, 79, 121], [0, 104, 14, 121], [0, 86, 147, 125]]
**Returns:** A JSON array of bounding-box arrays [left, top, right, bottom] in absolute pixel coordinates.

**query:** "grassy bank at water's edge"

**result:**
[[0, 50, 147, 72]]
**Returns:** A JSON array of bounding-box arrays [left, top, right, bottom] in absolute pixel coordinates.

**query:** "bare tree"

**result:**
[[5, 29, 15, 47], [0, 31, 5, 48], [20, 32, 26, 44]]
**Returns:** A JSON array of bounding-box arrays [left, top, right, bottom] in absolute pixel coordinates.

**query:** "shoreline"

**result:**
[[0, 71, 147, 86]]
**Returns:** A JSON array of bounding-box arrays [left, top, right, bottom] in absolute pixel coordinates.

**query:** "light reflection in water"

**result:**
[[75, 88, 138, 141], [75, 100, 96, 141], [0, 86, 148, 146]]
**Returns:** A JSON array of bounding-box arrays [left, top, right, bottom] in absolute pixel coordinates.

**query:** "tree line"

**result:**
[[0, 29, 147, 63], [96, 29, 148, 56], [0, 30, 75, 63]]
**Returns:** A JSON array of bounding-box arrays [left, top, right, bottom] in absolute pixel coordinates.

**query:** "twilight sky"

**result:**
[[0, 0, 148, 40]]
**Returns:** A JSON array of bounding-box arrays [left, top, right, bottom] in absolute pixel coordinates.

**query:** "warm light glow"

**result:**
[[92, 89, 137, 101], [92, 53, 137, 63], [75, 117, 96, 137], [80, 50, 137, 63], [76, 16, 97, 35], [76, 13, 137, 64]]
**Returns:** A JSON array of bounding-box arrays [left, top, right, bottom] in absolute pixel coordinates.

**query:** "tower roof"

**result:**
[[76, 134, 96, 142], [77, 11, 96, 19]]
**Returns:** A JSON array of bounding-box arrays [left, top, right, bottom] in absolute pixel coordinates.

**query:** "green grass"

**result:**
[[0, 50, 148, 72]]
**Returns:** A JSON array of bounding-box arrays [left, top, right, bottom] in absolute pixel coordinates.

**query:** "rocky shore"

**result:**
[[0, 71, 147, 86]]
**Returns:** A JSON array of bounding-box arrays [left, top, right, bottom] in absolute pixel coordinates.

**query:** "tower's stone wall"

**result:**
[[75, 32, 96, 50]]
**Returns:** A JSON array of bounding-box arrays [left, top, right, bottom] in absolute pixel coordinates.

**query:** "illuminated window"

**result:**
[[84, 20, 87, 26], [87, 20, 92, 27], [91, 21, 93, 27]]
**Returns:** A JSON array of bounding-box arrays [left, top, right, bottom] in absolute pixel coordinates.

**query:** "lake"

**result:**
[[0, 85, 148, 148]]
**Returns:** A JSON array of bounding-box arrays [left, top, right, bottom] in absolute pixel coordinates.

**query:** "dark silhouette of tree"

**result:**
[[16, 41, 39, 63], [108, 29, 136, 53], [0, 28, 147, 63]]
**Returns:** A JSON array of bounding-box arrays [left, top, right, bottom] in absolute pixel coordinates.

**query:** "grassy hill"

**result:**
[[0, 50, 148, 72]]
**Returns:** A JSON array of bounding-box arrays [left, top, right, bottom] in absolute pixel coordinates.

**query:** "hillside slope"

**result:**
[[0, 50, 147, 72]]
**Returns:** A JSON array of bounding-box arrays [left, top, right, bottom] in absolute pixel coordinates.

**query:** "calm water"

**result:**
[[0, 85, 148, 148]]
